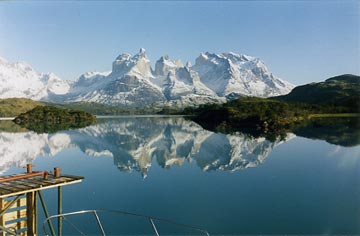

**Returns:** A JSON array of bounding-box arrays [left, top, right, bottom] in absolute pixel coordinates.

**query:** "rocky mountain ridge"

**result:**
[[0, 49, 294, 107]]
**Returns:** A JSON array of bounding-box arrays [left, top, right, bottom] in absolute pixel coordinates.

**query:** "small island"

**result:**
[[13, 106, 96, 133]]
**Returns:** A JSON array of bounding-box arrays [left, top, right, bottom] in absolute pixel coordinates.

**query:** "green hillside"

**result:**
[[274, 74, 360, 112], [0, 98, 44, 117], [0, 99, 160, 117], [189, 74, 360, 137]]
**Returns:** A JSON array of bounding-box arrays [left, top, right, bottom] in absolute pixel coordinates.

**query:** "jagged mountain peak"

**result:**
[[224, 51, 256, 61], [192, 50, 294, 98], [0, 50, 294, 107], [159, 55, 170, 61], [157, 55, 183, 66], [133, 48, 149, 61], [154, 55, 184, 77], [114, 53, 131, 62], [139, 47, 146, 55], [112, 48, 152, 78], [115, 48, 147, 59], [197, 51, 256, 65]]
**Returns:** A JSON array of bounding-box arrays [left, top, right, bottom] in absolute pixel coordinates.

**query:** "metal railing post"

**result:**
[[58, 186, 62, 236], [149, 218, 160, 236], [93, 211, 106, 236], [38, 191, 56, 236]]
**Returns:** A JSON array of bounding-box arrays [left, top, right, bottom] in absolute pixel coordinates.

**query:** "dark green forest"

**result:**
[[13, 106, 96, 133]]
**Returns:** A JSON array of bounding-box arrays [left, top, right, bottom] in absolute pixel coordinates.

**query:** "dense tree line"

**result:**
[[13, 106, 96, 133], [185, 97, 358, 138]]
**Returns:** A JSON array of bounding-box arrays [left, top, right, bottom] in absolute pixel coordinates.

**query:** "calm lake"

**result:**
[[0, 116, 359, 235]]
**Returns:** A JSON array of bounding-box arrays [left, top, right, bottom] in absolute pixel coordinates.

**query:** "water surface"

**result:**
[[0, 117, 359, 235]]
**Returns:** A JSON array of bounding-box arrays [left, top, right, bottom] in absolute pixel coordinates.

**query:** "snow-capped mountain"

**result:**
[[192, 52, 294, 99], [0, 57, 70, 100], [0, 49, 294, 107], [64, 48, 166, 106], [66, 49, 293, 106], [152, 55, 219, 101], [65, 48, 224, 107]]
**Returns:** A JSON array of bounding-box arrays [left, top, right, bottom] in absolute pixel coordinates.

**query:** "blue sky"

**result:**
[[0, 1, 359, 85]]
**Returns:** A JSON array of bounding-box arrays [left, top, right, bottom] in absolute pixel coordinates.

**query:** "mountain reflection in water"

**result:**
[[0, 117, 291, 176], [1, 116, 359, 235], [0, 116, 358, 176]]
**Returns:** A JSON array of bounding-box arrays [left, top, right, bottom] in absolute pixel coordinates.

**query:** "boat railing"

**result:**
[[0, 226, 18, 235], [43, 209, 210, 236]]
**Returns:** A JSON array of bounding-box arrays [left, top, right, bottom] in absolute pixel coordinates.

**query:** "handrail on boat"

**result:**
[[43, 209, 210, 236], [0, 226, 18, 235]]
